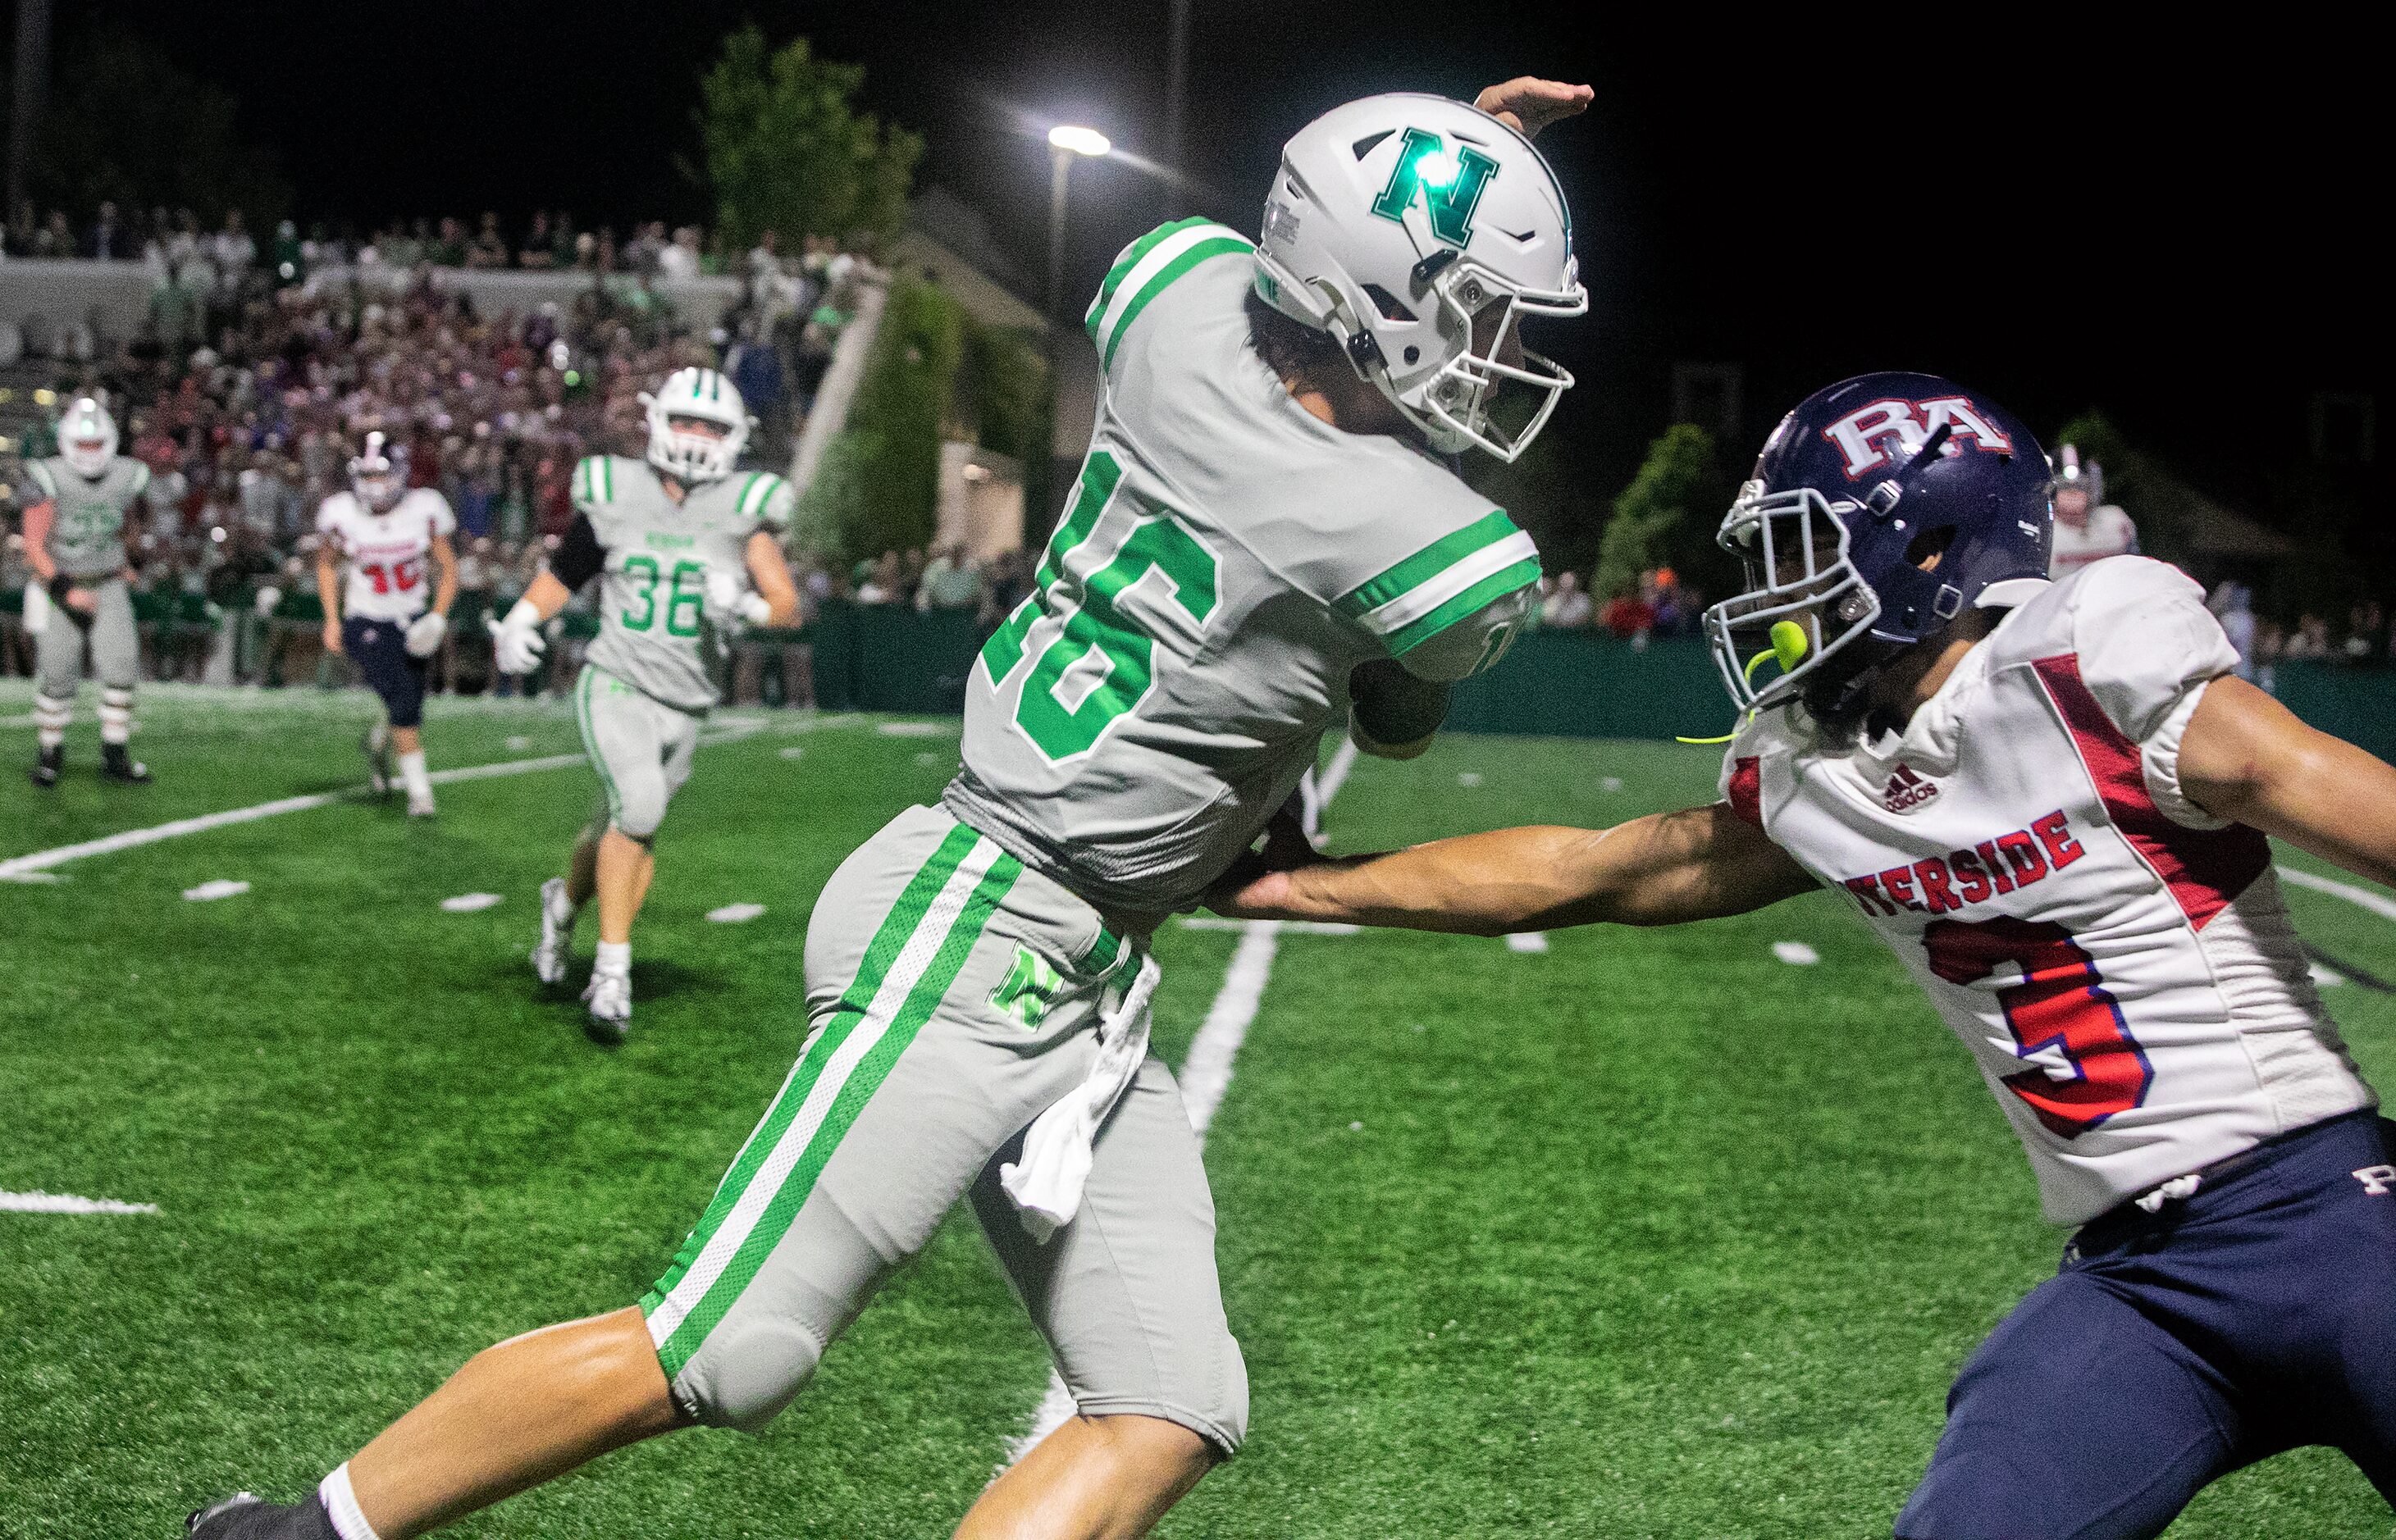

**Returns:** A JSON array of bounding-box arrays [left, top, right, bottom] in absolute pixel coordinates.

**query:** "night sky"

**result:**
[[80, 2, 2382, 517]]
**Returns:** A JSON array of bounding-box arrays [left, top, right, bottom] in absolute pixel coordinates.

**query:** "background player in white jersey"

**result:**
[[187, 78, 1591, 1540], [1217, 372, 2395, 1538], [18, 395, 154, 786], [487, 366, 801, 1041], [315, 434, 458, 818], [2046, 442, 2137, 576]]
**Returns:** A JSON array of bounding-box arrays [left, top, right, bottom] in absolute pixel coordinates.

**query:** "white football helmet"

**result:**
[[349, 431, 408, 512], [1253, 93, 1586, 461], [59, 397, 117, 478], [643, 367, 750, 484]]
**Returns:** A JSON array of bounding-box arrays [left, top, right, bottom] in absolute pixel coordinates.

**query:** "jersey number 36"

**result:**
[[980, 450, 1219, 763]]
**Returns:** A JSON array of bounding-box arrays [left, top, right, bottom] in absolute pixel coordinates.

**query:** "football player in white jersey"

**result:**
[[2046, 443, 2138, 576], [187, 77, 1592, 1540], [1217, 373, 2395, 1538], [316, 434, 458, 818]]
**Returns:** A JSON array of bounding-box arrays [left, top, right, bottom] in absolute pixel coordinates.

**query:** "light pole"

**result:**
[[1045, 125, 1112, 330]]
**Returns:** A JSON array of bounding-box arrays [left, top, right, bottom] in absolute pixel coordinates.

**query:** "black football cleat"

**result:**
[[187, 1491, 339, 1539], [30, 744, 62, 788], [102, 743, 153, 784]]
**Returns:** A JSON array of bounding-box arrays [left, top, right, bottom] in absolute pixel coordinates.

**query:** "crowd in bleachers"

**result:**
[[0, 202, 1058, 708]]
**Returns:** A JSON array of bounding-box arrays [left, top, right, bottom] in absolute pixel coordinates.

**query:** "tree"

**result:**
[[1593, 424, 1734, 603], [694, 27, 922, 252], [800, 278, 965, 562], [2, 25, 288, 228]]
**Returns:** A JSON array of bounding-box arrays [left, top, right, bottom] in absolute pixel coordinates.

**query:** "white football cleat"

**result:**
[[582, 968, 632, 1045], [533, 877, 576, 985], [406, 791, 436, 818]]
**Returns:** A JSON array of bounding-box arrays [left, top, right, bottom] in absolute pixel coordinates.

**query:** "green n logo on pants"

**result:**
[[989, 945, 1065, 1029]]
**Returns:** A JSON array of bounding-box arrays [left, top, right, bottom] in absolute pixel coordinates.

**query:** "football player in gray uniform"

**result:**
[[187, 77, 1591, 1540], [21, 396, 153, 786], [486, 366, 801, 1041]]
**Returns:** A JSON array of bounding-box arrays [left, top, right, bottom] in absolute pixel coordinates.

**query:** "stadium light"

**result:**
[[1047, 125, 1112, 158]]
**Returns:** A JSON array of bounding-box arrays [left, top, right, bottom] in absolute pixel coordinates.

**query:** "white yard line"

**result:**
[[1006, 739, 1360, 1463], [0, 724, 763, 881], [1, 1191, 159, 1215], [2277, 864, 2396, 924]]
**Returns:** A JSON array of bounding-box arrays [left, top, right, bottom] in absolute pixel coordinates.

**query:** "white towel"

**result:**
[[1001, 953, 1161, 1242]]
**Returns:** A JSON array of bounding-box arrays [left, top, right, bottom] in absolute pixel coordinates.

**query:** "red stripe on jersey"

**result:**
[[2030, 654, 2266, 929], [1727, 756, 1762, 827]]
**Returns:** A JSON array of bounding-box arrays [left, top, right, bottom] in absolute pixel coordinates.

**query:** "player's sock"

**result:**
[[316, 1464, 383, 1540], [596, 940, 632, 978], [98, 686, 134, 745], [397, 749, 432, 807], [33, 692, 69, 751]]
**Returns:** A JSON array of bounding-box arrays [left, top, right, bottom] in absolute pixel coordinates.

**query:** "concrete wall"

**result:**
[[0, 257, 746, 341]]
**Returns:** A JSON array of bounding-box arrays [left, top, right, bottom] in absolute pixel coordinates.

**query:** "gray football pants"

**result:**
[[37, 576, 139, 697], [572, 664, 698, 841], [638, 804, 1248, 1452]]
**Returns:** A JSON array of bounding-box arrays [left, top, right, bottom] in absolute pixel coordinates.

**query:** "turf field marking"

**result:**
[[878, 720, 956, 737], [1179, 916, 1358, 936], [441, 893, 504, 913], [1458, 771, 1483, 786], [182, 879, 251, 902], [779, 746, 807, 760], [707, 903, 766, 923], [2277, 864, 2396, 924], [1008, 739, 1362, 1464], [1773, 941, 1821, 965], [0, 724, 764, 881], [1506, 932, 1549, 953], [1, 1190, 159, 1215]]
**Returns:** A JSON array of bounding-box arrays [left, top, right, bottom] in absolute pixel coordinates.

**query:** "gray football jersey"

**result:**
[[945, 219, 1539, 920], [25, 456, 150, 579], [571, 454, 793, 713]]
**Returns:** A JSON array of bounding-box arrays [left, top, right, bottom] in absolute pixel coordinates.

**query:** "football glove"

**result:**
[[705, 566, 773, 626], [487, 601, 548, 675], [404, 611, 448, 657]]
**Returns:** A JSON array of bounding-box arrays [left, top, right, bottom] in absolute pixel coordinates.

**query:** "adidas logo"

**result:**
[[1883, 763, 1941, 813]]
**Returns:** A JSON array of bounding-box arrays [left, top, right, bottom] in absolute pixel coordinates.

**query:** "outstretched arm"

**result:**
[[1473, 78, 1593, 139], [2180, 675, 2396, 888], [1214, 801, 1818, 935]]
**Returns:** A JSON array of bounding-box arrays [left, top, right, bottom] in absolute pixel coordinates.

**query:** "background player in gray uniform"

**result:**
[[488, 366, 800, 1041], [188, 78, 1592, 1540], [21, 395, 153, 787]]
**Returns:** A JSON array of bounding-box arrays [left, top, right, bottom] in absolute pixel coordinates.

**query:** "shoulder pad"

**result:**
[[1084, 218, 1256, 370]]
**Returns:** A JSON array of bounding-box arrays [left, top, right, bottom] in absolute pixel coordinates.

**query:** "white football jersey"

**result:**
[[2048, 503, 2138, 576], [1722, 557, 2375, 1224], [317, 488, 455, 622]]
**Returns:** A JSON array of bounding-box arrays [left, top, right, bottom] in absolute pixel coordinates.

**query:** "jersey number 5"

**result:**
[[1921, 917, 2153, 1138], [980, 451, 1218, 763]]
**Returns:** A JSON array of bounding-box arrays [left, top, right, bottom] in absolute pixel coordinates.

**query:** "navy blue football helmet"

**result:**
[[1703, 371, 2053, 718]]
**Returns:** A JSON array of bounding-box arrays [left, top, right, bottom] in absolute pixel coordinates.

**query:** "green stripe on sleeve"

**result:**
[[1380, 557, 1542, 657], [1335, 510, 1524, 617], [27, 461, 56, 497], [1100, 235, 1254, 369], [130, 462, 152, 496], [1084, 216, 1217, 339]]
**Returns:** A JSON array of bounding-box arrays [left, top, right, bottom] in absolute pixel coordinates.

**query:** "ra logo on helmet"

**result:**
[[1370, 128, 1499, 248], [1823, 397, 2015, 481]]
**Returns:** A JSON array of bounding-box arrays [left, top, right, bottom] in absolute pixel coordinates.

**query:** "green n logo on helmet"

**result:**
[[1370, 128, 1500, 248]]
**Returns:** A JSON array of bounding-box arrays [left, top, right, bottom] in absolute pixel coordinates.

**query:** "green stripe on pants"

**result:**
[[643, 825, 1020, 1374], [573, 667, 623, 826]]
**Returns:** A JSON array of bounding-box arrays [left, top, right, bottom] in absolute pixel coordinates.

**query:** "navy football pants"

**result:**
[[1896, 1112, 2396, 1538], [344, 615, 427, 730]]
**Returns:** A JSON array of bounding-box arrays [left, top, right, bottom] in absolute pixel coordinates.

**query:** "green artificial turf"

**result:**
[[2, 681, 2389, 1538]]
